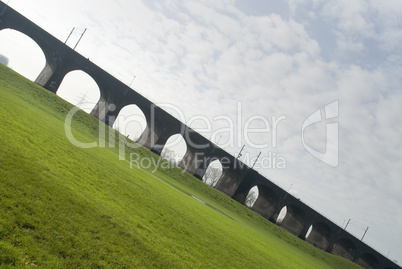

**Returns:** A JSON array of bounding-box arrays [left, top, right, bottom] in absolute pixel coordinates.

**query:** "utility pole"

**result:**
[[251, 152, 261, 169], [65, 27, 75, 44], [283, 183, 293, 199], [361, 226, 369, 241], [75, 91, 88, 107], [288, 184, 293, 193], [344, 219, 351, 230], [237, 145, 245, 159], [124, 75, 136, 95], [74, 28, 87, 50], [128, 75, 136, 87]]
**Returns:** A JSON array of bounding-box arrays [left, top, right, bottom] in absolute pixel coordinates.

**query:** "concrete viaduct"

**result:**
[[0, 2, 399, 269]]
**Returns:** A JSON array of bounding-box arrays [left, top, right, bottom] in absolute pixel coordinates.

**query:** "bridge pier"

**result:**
[[90, 97, 115, 124], [192, 155, 218, 180], [231, 171, 258, 204], [298, 222, 313, 240], [149, 123, 184, 156], [136, 114, 162, 150], [250, 185, 279, 220], [215, 164, 249, 196], [35, 60, 63, 92]]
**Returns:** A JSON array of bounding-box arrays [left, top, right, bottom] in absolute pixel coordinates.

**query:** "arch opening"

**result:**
[[0, 29, 45, 81], [57, 70, 101, 113], [113, 105, 147, 141], [161, 134, 187, 165], [245, 186, 259, 207], [276, 206, 287, 225], [202, 160, 223, 187], [305, 225, 313, 238]]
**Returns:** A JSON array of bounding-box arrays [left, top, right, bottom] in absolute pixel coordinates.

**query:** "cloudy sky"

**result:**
[[1, 0, 401, 263]]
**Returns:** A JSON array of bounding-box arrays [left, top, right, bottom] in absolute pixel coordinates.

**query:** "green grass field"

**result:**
[[0, 64, 361, 268]]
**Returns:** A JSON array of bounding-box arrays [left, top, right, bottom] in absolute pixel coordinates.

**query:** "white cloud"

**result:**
[[288, 0, 402, 58]]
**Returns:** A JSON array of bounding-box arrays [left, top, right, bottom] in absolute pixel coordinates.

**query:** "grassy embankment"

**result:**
[[0, 64, 360, 268]]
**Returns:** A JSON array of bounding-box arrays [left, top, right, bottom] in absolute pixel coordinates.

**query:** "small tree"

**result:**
[[161, 148, 179, 165], [203, 165, 222, 187]]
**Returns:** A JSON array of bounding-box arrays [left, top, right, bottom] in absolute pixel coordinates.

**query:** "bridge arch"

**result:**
[[0, 29, 45, 80], [356, 253, 379, 269], [112, 104, 147, 140], [278, 204, 306, 237], [247, 185, 278, 220], [57, 70, 101, 113], [305, 222, 332, 250], [133, 106, 166, 150], [161, 134, 187, 164], [0, 22, 67, 91], [331, 238, 356, 261], [214, 166, 244, 196], [202, 159, 223, 187]]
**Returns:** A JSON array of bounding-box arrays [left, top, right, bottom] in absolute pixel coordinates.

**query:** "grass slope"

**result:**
[[0, 64, 360, 268]]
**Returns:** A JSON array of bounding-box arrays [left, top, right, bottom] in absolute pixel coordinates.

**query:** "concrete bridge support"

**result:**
[[250, 185, 279, 219], [305, 222, 332, 250], [149, 127, 182, 156], [191, 145, 250, 193], [136, 106, 179, 151], [331, 238, 357, 261], [356, 253, 380, 269], [178, 127, 212, 175], [279, 204, 307, 237], [214, 166, 247, 196]]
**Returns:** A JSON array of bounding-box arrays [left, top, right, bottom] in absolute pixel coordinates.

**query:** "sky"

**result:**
[[0, 0, 401, 263]]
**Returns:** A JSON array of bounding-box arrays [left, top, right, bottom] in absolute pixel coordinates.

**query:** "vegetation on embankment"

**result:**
[[0, 64, 360, 268]]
